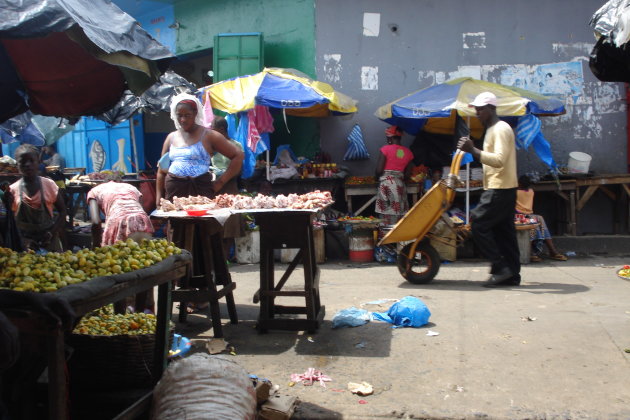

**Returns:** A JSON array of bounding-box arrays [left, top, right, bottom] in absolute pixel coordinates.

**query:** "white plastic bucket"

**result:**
[[567, 151, 592, 174], [235, 230, 260, 264]]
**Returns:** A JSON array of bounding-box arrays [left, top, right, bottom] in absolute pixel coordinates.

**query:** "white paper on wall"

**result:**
[[361, 66, 378, 90], [363, 13, 380, 37]]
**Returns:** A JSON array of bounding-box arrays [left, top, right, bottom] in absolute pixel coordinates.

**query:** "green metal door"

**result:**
[[213, 32, 264, 82]]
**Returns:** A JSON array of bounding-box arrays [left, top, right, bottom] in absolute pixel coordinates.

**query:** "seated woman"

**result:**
[[9, 144, 67, 252], [516, 175, 567, 262]]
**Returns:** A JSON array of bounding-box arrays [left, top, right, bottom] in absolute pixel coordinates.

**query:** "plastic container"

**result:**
[[349, 229, 374, 262], [186, 209, 208, 216], [567, 152, 592, 174], [235, 230, 260, 264]]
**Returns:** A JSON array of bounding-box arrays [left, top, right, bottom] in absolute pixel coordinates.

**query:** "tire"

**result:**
[[397, 242, 441, 284]]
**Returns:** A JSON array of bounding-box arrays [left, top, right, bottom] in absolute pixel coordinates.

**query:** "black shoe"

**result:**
[[485, 266, 512, 284], [484, 273, 521, 288]]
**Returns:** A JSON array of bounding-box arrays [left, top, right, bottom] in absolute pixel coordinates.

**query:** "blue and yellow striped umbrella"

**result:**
[[202, 67, 358, 117], [375, 77, 565, 138]]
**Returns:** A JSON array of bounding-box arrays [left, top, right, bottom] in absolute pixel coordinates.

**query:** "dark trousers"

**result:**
[[471, 188, 520, 276]]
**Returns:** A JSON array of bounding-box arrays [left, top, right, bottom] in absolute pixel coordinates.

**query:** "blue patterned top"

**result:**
[[168, 141, 211, 177]]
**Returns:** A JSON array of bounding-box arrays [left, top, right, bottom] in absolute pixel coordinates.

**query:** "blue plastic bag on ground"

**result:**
[[372, 296, 431, 328], [331, 307, 371, 328]]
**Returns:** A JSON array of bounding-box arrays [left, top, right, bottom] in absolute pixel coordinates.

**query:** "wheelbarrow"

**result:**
[[377, 150, 469, 284]]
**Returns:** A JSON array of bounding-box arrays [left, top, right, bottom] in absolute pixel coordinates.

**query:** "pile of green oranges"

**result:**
[[73, 304, 160, 336], [0, 238, 181, 293]]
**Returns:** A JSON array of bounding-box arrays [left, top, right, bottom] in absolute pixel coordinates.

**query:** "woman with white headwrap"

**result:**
[[155, 93, 243, 207]]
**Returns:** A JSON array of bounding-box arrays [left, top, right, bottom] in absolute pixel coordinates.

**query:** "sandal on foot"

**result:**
[[549, 253, 568, 261], [530, 255, 542, 263]]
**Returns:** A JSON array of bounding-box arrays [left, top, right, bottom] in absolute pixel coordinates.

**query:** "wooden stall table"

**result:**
[[252, 208, 325, 333], [5, 252, 192, 420], [533, 174, 630, 235], [151, 210, 238, 338], [575, 174, 630, 234], [532, 179, 578, 235], [345, 182, 420, 215], [64, 182, 93, 225]]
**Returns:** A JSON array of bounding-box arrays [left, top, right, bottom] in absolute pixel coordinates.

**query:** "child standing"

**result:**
[[9, 144, 67, 251]]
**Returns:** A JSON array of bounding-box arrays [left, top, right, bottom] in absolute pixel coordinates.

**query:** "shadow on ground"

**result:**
[[292, 401, 343, 419], [175, 303, 395, 357], [395, 278, 590, 295]]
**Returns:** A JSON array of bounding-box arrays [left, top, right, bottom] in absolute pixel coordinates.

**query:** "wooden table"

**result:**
[[575, 174, 630, 234], [254, 210, 324, 333], [5, 253, 191, 420], [151, 214, 238, 338], [533, 174, 630, 235], [344, 182, 421, 215], [532, 179, 578, 235]]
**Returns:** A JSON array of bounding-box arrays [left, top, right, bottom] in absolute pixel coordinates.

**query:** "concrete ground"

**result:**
[[174, 255, 630, 420]]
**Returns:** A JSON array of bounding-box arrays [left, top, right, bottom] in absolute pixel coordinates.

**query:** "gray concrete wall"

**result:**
[[314, 0, 627, 178]]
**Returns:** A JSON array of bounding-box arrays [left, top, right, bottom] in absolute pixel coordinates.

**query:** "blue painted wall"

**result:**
[[55, 116, 144, 173]]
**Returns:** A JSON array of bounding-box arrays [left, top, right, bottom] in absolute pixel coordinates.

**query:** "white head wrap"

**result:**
[[170, 93, 205, 130]]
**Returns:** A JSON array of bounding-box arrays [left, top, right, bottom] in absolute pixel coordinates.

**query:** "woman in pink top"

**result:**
[[375, 126, 414, 224], [87, 181, 154, 246], [9, 144, 67, 251]]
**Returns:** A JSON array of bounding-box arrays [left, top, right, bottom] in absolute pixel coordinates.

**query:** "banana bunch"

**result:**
[[0, 238, 181, 293]]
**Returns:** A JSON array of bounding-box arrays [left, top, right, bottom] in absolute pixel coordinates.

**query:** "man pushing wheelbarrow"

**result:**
[[379, 92, 520, 287]]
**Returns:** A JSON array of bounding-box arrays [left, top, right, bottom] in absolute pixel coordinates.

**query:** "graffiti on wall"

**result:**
[[462, 32, 486, 49], [323, 54, 343, 86], [417, 57, 625, 141]]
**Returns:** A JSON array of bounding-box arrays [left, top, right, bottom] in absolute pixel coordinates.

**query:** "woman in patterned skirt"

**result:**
[[375, 126, 414, 225]]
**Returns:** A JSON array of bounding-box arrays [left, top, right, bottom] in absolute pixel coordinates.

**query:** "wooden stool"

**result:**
[[516, 223, 539, 264], [169, 218, 238, 338], [255, 211, 325, 333]]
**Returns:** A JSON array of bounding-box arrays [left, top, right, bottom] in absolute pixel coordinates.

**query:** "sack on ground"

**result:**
[[152, 354, 256, 420]]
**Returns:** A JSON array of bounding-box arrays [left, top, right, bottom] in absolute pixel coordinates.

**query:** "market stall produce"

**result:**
[[157, 190, 333, 213], [3, 242, 191, 420], [154, 190, 333, 333], [0, 238, 180, 292]]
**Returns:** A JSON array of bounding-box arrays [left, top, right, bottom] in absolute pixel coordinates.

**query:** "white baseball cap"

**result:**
[[469, 91, 497, 107]]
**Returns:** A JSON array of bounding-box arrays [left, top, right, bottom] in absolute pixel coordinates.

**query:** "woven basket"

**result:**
[[68, 330, 173, 390]]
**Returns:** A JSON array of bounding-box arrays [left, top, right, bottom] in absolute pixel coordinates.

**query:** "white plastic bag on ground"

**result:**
[[152, 354, 256, 420]]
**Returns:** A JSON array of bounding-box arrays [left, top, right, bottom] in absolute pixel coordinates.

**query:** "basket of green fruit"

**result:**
[[68, 305, 174, 390], [617, 265, 630, 280]]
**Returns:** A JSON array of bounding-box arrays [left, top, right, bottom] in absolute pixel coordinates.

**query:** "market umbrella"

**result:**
[[0, 0, 174, 124], [375, 77, 565, 138], [376, 77, 566, 223], [202, 67, 358, 179], [202, 67, 358, 117]]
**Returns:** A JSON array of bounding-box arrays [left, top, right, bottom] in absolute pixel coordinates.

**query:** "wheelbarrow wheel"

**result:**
[[397, 242, 441, 284]]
